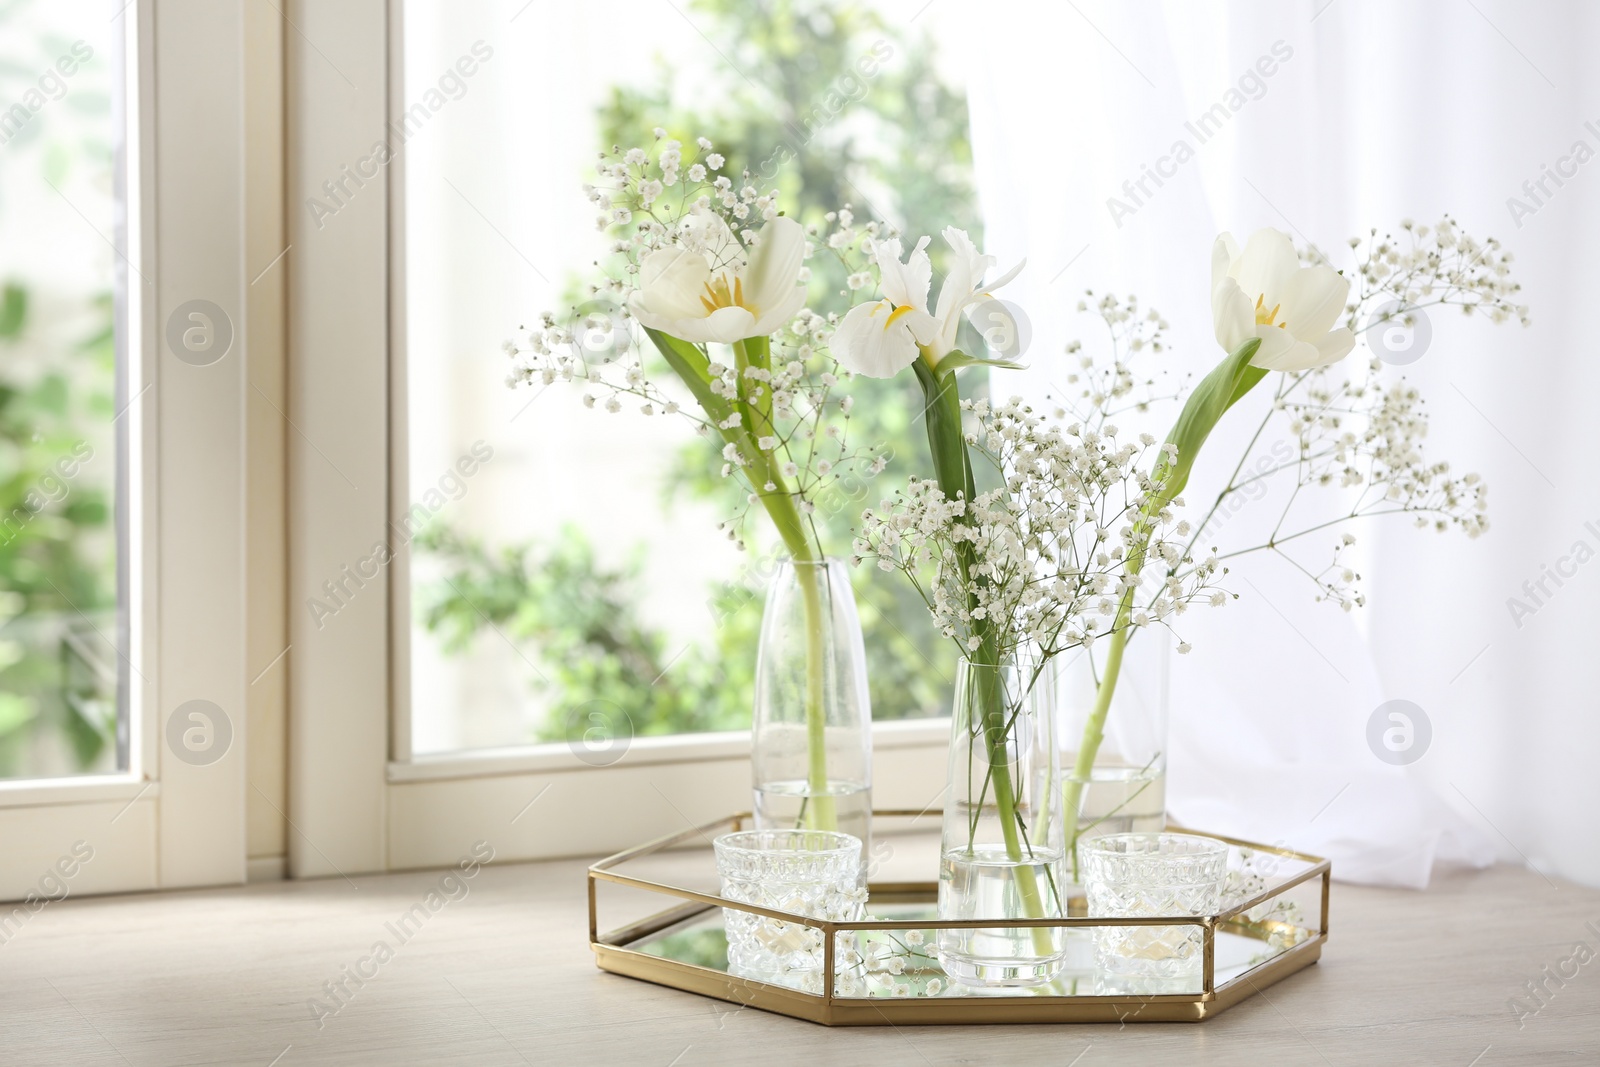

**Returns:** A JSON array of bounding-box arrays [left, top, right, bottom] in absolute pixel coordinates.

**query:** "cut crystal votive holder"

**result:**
[[713, 829, 865, 992], [1082, 832, 1229, 980]]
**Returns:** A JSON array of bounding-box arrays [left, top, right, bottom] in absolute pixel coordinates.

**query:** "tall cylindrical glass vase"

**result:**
[[751, 558, 873, 876], [937, 656, 1067, 987]]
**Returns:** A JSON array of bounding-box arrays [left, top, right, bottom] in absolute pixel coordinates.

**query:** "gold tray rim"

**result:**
[[587, 810, 1331, 1026]]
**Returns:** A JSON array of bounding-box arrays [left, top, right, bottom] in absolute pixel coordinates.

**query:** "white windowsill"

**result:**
[[387, 716, 951, 783], [0, 774, 157, 809]]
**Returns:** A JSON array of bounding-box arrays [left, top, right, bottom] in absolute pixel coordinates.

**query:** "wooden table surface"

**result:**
[[1, 852, 1595, 1066]]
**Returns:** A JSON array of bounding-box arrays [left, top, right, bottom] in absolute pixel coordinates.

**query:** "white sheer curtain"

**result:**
[[963, 0, 1600, 887]]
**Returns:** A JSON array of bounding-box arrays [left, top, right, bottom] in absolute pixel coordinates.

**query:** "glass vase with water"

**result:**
[[751, 557, 873, 878], [1059, 626, 1170, 890], [936, 656, 1067, 987]]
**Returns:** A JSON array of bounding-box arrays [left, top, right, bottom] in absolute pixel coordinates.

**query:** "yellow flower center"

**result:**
[[1254, 293, 1286, 329], [700, 274, 752, 316], [884, 304, 915, 327]]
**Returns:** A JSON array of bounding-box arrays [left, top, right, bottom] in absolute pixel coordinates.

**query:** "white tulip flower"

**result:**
[[628, 215, 808, 344], [1211, 228, 1356, 371]]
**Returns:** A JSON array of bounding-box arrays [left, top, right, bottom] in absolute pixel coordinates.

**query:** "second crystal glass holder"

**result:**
[[588, 810, 1331, 1026]]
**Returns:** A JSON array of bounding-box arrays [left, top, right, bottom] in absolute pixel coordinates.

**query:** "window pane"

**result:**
[[0, 1, 126, 779], [403, 0, 973, 755]]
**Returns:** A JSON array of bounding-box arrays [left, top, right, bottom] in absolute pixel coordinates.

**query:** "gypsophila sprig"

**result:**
[[855, 397, 1222, 661], [1209, 362, 1490, 610], [1162, 358, 1492, 612], [1057, 291, 1187, 432], [1343, 215, 1529, 328]]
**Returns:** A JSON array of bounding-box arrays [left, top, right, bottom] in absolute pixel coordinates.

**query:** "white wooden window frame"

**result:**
[[285, 0, 947, 877], [0, 0, 253, 900]]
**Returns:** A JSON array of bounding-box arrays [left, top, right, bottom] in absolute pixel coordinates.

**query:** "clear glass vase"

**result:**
[[1058, 627, 1170, 888], [936, 656, 1067, 987], [752, 558, 872, 876]]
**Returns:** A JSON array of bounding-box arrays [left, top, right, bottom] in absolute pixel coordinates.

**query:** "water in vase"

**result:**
[[1071, 766, 1167, 838], [754, 779, 872, 875], [937, 846, 1068, 986], [1065, 766, 1167, 895]]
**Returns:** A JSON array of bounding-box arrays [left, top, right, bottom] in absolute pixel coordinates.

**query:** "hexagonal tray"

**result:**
[[588, 811, 1330, 1025]]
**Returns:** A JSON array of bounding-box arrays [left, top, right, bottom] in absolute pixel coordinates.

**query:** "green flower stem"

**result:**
[[1064, 566, 1136, 882], [1063, 337, 1265, 874], [915, 357, 1055, 950], [794, 559, 835, 829], [748, 463, 834, 831], [647, 327, 835, 830]]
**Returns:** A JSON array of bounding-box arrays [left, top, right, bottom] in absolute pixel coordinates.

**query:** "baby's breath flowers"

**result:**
[[831, 927, 953, 998], [1183, 364, 1491, 611], [854, 397, 1221, 663], [858, 396, 1224, 900], [1348, 215, 1528, 327], [1056, 291, 1184, 431], [1222, 849, 1310, 956]]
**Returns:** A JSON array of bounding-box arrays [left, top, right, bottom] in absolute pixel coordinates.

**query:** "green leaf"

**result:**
[[644, 327, 762, 454], [1159, 337, 1264, 503], [741, 333, 772, 372], [643, 326, 811, 559], [643, 327, 738, 429], [1226, 364, 1269, 413], [643, 326, 710, 385], [933, 349, 1025, 376], [64, 498, 109, 527]]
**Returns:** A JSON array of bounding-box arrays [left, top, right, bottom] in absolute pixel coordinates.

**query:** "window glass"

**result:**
[[0, 1, 125, 780], [402, 0, 976, 754]]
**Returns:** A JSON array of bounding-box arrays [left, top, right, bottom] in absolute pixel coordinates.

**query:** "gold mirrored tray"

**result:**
[[588, 810, 1330, 1025]]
